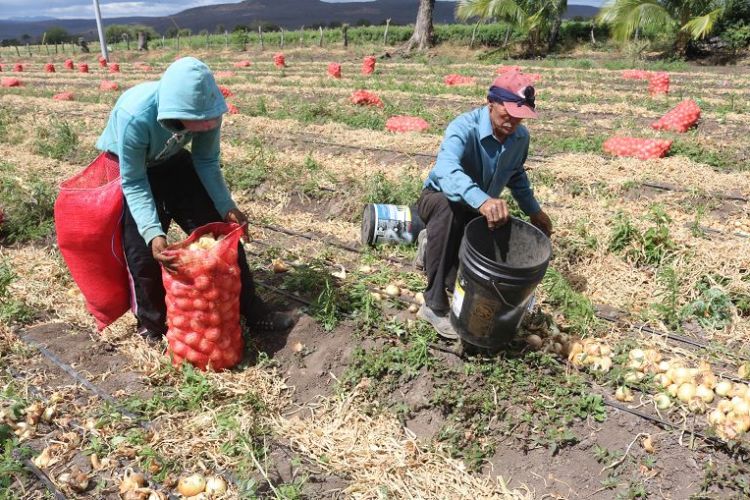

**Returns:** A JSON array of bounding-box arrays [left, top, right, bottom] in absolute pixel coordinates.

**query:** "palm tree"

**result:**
[[598, 0, 728, 51], [456, 0, 566, 55]]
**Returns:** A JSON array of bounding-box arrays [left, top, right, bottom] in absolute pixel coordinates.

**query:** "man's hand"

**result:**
[[479, 198, 510, 230], [530, 210, 553, 237], [224, 208, 250, 241], [151, 236, 179, 273]]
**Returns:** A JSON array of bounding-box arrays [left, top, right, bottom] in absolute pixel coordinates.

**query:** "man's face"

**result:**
[[488, 101, 523, 139], [181, 118, 222, 133]]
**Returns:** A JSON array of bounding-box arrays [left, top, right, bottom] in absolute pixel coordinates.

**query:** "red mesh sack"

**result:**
[[45, 63, 56, 73], [13, 64, 23, 72], [496, 65, 522, 74], [98, 56, 107, 68], [109, 63, 120, 73], [274, 53, 286, 69], [79, 63, 89, 73], [218, 85, 233, 98], [444, 74, 476, 86], [214, 70, 235, 79], [386, 116, 429, 133], [53, 92, 75, 101], [603, 136, 672, 160], [362, 56, 376, 75], [1, 77, 22, 87], [233, 60, 251, 68], [327, 63, 342, 79], [55, 153, 130, 330], [99, 80, 119, 91], [350, 90, 383, 107], [622, 69, 651, 80], [648, 72, 670, 95], [651, 99, 701, 133], [226, 102, 239, 115], [64, 59, 74, 70], [162, 223, 245, 371]]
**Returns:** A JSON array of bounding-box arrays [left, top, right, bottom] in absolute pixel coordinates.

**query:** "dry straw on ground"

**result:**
[[274, 390, 532, 500]]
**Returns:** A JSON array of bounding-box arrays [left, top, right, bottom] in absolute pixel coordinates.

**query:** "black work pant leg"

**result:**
[[416, 189, 477, 313], [122, 150, 262, 334]]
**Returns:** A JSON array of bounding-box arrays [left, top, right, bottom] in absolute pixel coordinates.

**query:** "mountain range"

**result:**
[[0, 0, 600, 40]]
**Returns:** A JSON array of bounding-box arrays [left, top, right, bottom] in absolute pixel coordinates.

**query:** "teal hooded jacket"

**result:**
[[96, 57, 234, 245]]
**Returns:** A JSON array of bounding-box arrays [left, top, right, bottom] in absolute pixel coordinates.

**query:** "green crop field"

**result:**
[[1, 43, 749, 499]]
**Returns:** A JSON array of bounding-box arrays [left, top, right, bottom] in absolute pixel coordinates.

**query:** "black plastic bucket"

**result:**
[[361, 203, 425, 246], [450, 216, 552, 348]]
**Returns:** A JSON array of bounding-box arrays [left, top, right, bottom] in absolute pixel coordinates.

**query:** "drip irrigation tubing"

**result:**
[[18, 455, 68, 500], [15, 331, 240, 499]]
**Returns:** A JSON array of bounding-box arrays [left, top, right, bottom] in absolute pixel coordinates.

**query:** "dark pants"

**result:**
[[122, 149, 264, 335], [416, 188, 479, 313]]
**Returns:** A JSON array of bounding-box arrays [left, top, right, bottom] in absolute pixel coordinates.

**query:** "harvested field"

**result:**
[[1, 46, 750, 499]]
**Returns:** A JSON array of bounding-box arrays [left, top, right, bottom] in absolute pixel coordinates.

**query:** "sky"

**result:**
[[1, 0, 605, 21]]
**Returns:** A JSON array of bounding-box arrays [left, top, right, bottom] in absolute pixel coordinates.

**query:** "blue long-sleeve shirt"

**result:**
[[96, 57, 234, 245], [424, 106, 541, 215]]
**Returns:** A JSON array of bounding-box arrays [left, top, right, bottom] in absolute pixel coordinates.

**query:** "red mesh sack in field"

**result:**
[[64, 59, 74, 70], [603, 136, 672, 160], [79, 63, 89, 73], [214, 70, 235, 79], [98, 56, 107, 68], [651, 99, 701, 133], [109, 63, 120, 73], [233, 60, 252, 68], [444, 74, 476, 86], [45, 63, 55, 73], [13, 64, 23, 72], [1, 77, 21, 87], [218, 85, 233, 98], [386, 116, 429, 133], [362, 56, 376, 75], [350, 90, 383, 107], [622, 69, 651, 80], [226, 102, 239, 115], [55, 153, 130, 330], [496, 65, 522, 74], [162, 223, 245, 371], [53, 92, 74, 101], [274, 53, 286, 69], [99, 80, 119, 91], [648, 72, 670, 95], [327, 63, 342, 79]]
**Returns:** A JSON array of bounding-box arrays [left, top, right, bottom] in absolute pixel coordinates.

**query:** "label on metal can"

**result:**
[[372, 204, 415, 245]]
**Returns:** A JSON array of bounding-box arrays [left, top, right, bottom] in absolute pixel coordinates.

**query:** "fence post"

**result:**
[[319, 27, 324, 47], [55, 42, 58, 54], [162, 36, 165, 48], [384, 18, 391, 46], [342, 24, 348, 48], [15, 45, 20, 57], [300, 26, 305, 46], [259, 26, 264, 50]]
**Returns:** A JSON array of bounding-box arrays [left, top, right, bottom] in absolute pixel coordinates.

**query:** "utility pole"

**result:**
[[93, 0, 109, 61]]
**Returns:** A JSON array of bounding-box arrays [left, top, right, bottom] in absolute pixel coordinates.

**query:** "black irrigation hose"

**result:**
[[15, 333, 242, 499], [18, 455, 68, 500], [602, 398, 747, 456]]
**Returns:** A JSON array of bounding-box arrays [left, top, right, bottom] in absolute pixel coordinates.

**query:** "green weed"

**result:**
[[653, 266, 682, 329], [361, 171, 423, 207], [222, 139, 273, 191], [0, 174, 56, 244], [0, 259, 34, 326], [33, 119, 79, 161], [541, 268, 599, 336], [681, 279, 733, 330], [608, 212, 638, 253]]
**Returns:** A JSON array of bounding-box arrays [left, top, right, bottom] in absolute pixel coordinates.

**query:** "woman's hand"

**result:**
[[224, 208, 250, 241]]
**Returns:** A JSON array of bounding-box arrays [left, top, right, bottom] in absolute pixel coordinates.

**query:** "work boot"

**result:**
[[414, 229, 428, 270], [248, 310, 295, 332], [137, 326, 164, 344], [417, 304, 458, 340]]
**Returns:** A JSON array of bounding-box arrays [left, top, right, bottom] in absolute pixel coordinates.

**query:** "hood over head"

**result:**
[[156, 57, 228, 130]]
